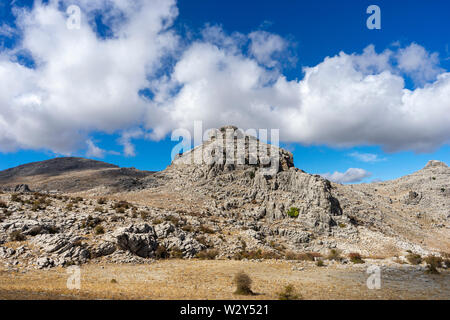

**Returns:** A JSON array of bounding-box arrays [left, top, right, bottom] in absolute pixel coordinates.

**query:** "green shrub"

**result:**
[[233, 271, 253, 295], [406, 253, 422, 265], [286, 207, 300, 218], [348, 252, 365, 264], [316, 259, 325, 267], [277, 284, 302, 300]]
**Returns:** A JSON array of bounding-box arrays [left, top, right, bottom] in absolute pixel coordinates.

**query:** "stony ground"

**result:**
[[0, 260, 448, 300]]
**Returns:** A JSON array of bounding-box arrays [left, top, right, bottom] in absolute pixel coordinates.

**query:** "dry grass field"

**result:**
[[0, 260, 448, 300]]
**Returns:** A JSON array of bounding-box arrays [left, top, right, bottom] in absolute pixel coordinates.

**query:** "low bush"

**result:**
[[97, 198, 107, 205], [94, 206, 104, 213], [406, 253, 422, 265], [196, 249, 219, 260], [424, 255, 443, 274], [348, 252, 365, 264], [286, 207, 299, 218], [155, 245, 170, 259], [316, 259, 325, 267], [277, 284, 302, 300], [327, 249, 342, 261], [94, 225, 105, 235], [169, 247, 184, 259], [140, 211, 150, 219], [233, 271, 253, 295], [10, 230, 26, 241], [199, 225, 215, 234], [285, 251, 321, 261]]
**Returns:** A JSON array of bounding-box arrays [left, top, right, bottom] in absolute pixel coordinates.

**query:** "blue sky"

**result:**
[[0, 0, 449, 183]]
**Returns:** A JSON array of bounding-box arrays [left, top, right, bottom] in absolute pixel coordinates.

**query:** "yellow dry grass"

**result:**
[[0, 260, 448, 300]]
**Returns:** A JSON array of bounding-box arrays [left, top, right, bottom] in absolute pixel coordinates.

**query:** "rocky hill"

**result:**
[[0, 157, 153, 193], [0, 126, 448, 271]]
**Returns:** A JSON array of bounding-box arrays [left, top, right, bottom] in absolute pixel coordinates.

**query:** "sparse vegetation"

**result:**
[[424, 255, 442, 274], [348, 252, 365, 264], [10, 194, 22, 203], [94, 206, 104, 213], [0, 201, 7, 208], [199, 225, 215, 234], [155, 245, 170, 259], [233, 271, 253, 295], [97, 198, 107, 205], [196, 249, 219, 260], [277, 284, 302, 300], [285, 251, 321, 261], [316, 259, 325, 267], [406, 253, 422, 265], [140, 211, 150, 219], [94, 225, 105, 235], [10, 230, 26, 241], [286, 207, 299, 218], [169, 247, 184, 259], [327, 249, 342, 261]]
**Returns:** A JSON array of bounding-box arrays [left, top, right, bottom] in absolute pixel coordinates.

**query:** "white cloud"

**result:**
[[0, 2, 449, 158], [149, 34, 450, 153], [0, 0, 178, 154], [321, 168, 372, 184], [396, 43, 443, 85], [349, 152, 386, 163], [248, 30, 288, 68], [85, 139, 105, 158], [117, 128, 144, 157]]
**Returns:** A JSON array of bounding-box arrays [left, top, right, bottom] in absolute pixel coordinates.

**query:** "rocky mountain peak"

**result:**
[[172, 125, 294, 173], [424, 160, 448, 169]]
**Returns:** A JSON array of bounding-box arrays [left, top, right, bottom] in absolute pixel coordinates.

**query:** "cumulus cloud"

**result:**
[[149, 33, 450, 153], [117, 128, 144, 157], [321, 168, 372, 184], [0, 0, 178, 154], [0, 1, 449, 158], [396, 43, 443, 85], [248, 30, 289, 68], [349, 152, 386, 163]]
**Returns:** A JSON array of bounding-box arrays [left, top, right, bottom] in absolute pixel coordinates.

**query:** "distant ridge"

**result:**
[[0, 157, 118, 182]]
